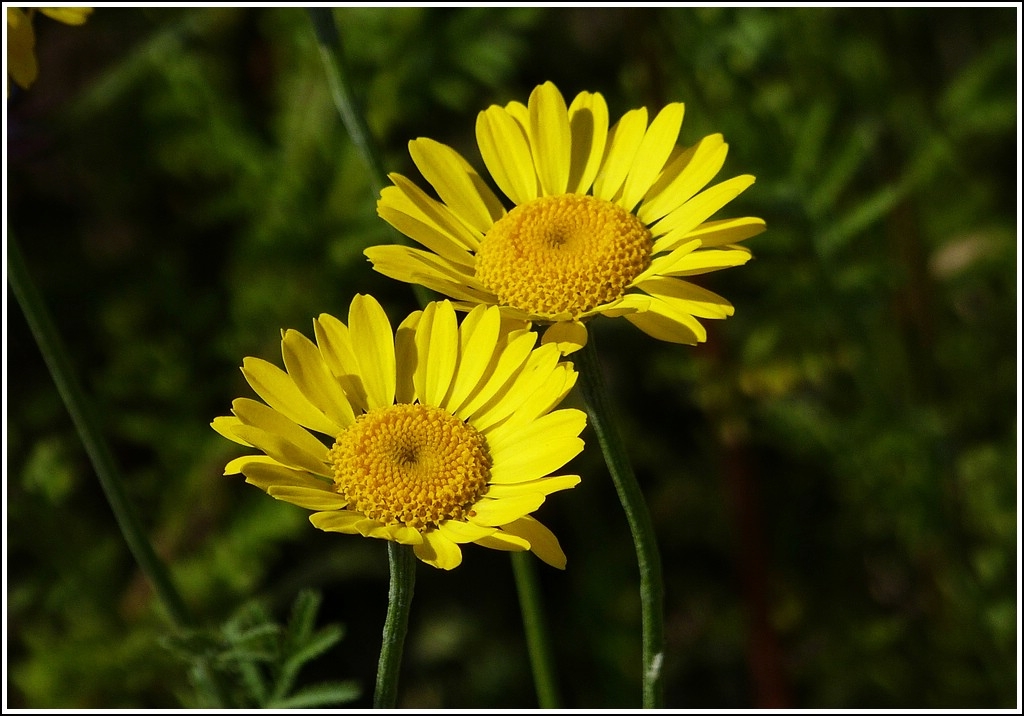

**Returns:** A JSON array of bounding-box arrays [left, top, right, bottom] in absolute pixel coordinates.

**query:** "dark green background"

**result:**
[[6, 6, 1018, 708]]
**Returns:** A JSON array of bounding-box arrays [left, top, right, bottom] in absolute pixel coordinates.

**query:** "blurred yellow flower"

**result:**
[[366, 81, 765, 353], [6, 6, 92, 96], [213, 295, 585, 570]]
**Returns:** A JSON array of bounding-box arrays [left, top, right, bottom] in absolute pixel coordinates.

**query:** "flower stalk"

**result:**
[[511, 552, 561, 708], [576, 330, 665, 708], [373, 542, 417, 708]]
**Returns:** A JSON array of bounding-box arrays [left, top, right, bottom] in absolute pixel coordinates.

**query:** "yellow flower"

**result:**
[[212, 295, 585, 570], [6, 6, 92, 96], [366, 81, 765, 353]]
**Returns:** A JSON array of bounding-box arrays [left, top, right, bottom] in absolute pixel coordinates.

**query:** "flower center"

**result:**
[[328, 403, 492, 530], [475, 194, 652, 318]]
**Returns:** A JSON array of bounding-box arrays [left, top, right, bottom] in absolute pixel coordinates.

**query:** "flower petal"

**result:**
[[623, 294, 707, 345], [677, 216, 766, 248], [281, 329, 353, 431], [474, 531, 530, 552], [348, 294, 397, 411], [394, 310, 421, 405], [379, 174, 484, 252], [438, 519, 496, 544], [635, 276, 735, 319], [632, 238, 702, 284], [567, 90, 609, 194], [414, 529, 463, 570], [487, 408, 588, 458], [540, 319, 588, 355], [528, 81, 571, 196], [224, 454, 277, 475], [212, 416, 253, 447], [468, 494, 546, 527], [241, 357, 339, 436], [267, 485, 349, 511], [231, 398, 331, 476], [409, 138, 505, 235], [651, 174, 756, 252], [638, 133, 728, 224], [469, 342, 562, 432], [591, 107, 648, 201], [241, 460, 328, 490], [377, 202, 476, 267], [445, 305, 502, 415], [476, 105, 539, 205], [456, 331, 537, 421], [313, 313, 368, 413], [483, 474, 581, 499], [499, 516, 568, 569], [364, 244, 495, 304], [620, 102, 685, 211], [487, 434, 584, 484], [656, 246, 753, 277], [410, 301, 459, 406], [309, 510, 365, 535]]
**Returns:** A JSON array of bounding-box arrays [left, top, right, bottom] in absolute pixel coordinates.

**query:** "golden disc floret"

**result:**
[[475, 194, 652, 318], [328, 402, 491, 530]]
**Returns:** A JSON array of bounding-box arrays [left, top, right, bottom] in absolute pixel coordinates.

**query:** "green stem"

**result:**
[[576, 330, 665, 708], [306, 7, 433, 309], [374, 542, 417, 708], [7, 236, 193, 629], [510, 552, 561, 708]]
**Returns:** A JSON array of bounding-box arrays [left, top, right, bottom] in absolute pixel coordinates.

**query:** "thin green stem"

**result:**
[[576, 331, 665, 708], [8, 236, 193, 629], [374, 542, 417, 708], [306, 7, 432, 309], [510, 552, 561, 708]]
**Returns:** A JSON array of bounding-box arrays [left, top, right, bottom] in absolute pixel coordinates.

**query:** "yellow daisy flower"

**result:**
[[366, 81, 765, 352], [6, 7, 92, 96], [212, 295, 585, 570]]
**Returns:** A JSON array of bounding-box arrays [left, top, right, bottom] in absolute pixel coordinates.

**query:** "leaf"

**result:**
[[266, 680, 362, 709]]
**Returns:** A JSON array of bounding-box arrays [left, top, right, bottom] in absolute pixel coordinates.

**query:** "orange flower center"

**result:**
[[328, 403, 491, 530], [475, 194, 652, 318]]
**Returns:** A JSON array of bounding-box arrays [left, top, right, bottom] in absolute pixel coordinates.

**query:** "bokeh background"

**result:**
[[5, 6, 1019, 709]]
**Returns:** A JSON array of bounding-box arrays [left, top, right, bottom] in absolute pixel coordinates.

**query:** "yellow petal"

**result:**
[[241, 356, 339, 436], [651, 175, 756, 252], [677, 216, 766, 249], [39, 7, 92, 25], [500, 516, 568, 569], [495, 364, 578, 433], [364, 244, 494, 304], [232, 397, 329, 458], [267, 485, 349, 511], [313, 313, 368, 413], [281, 329, 353, 431], [240, 460, 326, 490], [635, 276, 735, 319], [309, 510, 364, 535], [224, 454, 277, 475], [620, 102, 685, 211], [591, 107, 648, 201], [476, 105, 539, 204], [212, 415, 253, 447], [528, 81, 571, 196], [540, 319, 588, 355], [348, 294, 397, 411], [484, 474, 581, 499], [413, 301, 459, 407], [632, 238, 702, 284], [377, 203, 476, 267], [567, 90, 609, 194], [414, 529, 463, 570], [488, 408, 588, 458], [656, 246, 753, 277], [456, 331, 537, 421], [379, 174, 483, 252], [394, 310, 421, 405], [624, 295, 707, 345], [468, 494, 545, 527], [438, 520, 496, 544], [230, 423, 331, 477], [6, 8, 38, 92], [488, 435, 584, 484], [470, 342, 562, 433], [445, 305, 502, 415], [474, 531, 530, 552], [408, 138, 504, 235], [638, 133, 728, 224]]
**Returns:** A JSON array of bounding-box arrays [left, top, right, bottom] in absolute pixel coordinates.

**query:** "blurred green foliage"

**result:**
[[5, 6, 1017, 709]]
